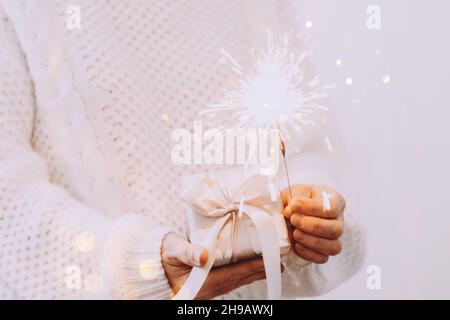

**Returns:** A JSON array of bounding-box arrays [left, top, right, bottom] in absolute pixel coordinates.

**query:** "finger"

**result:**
[[290, 214, 344, 239], [217, 271, 266, 297], [294, 243, 329, 264], [283, 201, 295, 219], [211, 258, 265, 284], [176, 240, 209, 267], [210, 258, 278, 299], [293, 229, 342, 256], [284, 198, 326, 218], [209, 258, 264, 287], [280, 185, 311, 207], [197, 270, 266, 300], [196, 258, 265, 299], [195, 259, 285, 299], [285, 197, 340, 219]]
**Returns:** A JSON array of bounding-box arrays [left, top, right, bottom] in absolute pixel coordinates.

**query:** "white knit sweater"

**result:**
[[0, 0, 365, 300]]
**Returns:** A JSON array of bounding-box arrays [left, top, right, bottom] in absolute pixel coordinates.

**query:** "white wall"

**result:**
[[294, 0, 450, 299]]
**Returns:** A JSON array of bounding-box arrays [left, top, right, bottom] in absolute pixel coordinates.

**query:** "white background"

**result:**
[[294, 0, 450, 299]]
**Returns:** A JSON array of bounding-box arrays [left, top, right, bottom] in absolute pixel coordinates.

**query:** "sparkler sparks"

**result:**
[[130, 136, 137, 148], [201, 31, 328, 140], [324, 136, 333, 152], [322, 191, 331, 211], [202, 32, 329, 199]]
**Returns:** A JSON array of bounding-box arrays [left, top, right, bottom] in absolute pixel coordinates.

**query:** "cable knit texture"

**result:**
[[0, 0, 365, 299]]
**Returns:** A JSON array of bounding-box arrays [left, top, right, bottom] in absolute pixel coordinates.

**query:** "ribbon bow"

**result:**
[[173, 169, 282, 300]]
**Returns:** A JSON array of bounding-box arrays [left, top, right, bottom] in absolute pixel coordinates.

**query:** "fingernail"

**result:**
[[284, 205, 292, 218], [291, 214, 302, 227]]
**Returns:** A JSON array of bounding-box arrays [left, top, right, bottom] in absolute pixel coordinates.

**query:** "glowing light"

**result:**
[[322, 191, 331, 211], [345, 78, 353, 86], [305, 20, 313, 29], [202, 32, 328, 139], [139, 260, 158, 280], [161, 113, 170, 121], [74, 232, 95, 252], [336, 59, 342, 67], [382, 74, 391, 84], [202, 174, 216, 188]]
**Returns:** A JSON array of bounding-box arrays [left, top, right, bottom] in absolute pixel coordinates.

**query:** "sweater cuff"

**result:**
[[100, 213, 174, 300]]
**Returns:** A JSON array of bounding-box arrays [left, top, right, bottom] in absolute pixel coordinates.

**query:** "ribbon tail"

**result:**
[[244, 206, 282, 300], [172, 215, 230, 300]]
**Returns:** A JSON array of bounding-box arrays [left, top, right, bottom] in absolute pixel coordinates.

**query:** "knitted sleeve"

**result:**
[[0, 6, 173, 300]]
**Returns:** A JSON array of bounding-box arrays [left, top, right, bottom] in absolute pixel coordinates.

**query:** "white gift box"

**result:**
[[175, 167, 291, 299], [186, 204, 290, 266], [180, 167, 290, 266]]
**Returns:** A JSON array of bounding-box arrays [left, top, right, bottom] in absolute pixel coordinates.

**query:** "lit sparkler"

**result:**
[[202, 31, 329, 198]]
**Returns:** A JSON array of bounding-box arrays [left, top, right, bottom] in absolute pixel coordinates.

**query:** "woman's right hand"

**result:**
[[161, 232, 267, 300]]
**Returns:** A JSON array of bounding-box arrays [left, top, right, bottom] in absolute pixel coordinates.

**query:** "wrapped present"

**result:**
[[173, 168, 290, 300]]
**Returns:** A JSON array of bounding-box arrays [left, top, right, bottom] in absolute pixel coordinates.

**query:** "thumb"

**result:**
[[177, 240, 209, 268]]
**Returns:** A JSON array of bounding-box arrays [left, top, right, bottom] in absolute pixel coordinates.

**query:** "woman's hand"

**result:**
[[161, 232, 267, 300], [281, 185, 345, 264]]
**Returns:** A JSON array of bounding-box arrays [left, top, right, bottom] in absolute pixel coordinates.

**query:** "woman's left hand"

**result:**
[[281, 185, 346, 264]]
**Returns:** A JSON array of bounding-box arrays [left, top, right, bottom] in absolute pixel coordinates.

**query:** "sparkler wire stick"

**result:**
[[278, 131, 293, 201]]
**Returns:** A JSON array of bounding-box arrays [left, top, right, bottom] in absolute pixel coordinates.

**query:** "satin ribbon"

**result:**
[[173, 170, 282, 300]]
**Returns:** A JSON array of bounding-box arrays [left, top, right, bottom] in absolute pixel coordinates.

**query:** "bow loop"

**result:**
[[181, 168, 278, 219]]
